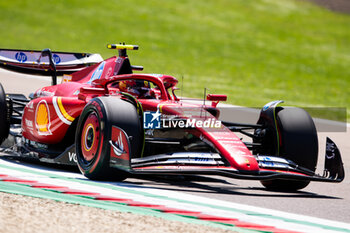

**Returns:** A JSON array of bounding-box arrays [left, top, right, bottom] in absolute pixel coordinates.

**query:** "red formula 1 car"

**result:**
[[0, 44, 344, 191]]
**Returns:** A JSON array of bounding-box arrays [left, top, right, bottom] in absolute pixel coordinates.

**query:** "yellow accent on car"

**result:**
[[57, 97, 75, 122], [158, 104, 164, 113], [107, 44, 139, 50]]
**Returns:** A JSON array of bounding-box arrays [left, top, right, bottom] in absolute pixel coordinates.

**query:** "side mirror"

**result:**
[[206, 94, 227, 101], [206, 94, 227, 107]]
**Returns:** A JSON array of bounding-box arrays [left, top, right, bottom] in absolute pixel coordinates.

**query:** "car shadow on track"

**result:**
[[122, 174, 342, 199], [1, 156, 340, 200]]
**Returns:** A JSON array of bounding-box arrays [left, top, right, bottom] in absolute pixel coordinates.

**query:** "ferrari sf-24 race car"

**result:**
[[0, 44, 344, 191]]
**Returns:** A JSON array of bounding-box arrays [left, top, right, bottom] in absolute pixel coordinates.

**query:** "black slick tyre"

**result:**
[[0, 83, 10, 144], [75, 97, 142, 180], [260, 107, 318, 191]]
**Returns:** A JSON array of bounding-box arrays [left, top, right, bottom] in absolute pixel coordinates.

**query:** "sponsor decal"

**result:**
[[34, 90, 54, 98], [35, 100, 52, 135], [109, 126, 130, 159], [15, 52, 27, 63], [25, 119, 33, 128], [88, 61, 105, 84], [326, 139, 337, 159], [261, 157, 274, 166], [52, 54, 61, 64], [105, 67, 113, 79], [62, 74, 72, 83], [262, 104, 270, 111], [257, 156, 291, 169], [27, 101, 34, 110], [110, 132, 125, 156], [25, 139, 49, 150], [68, 152, 77, 163], [324, 137, 343, 179], [53, 97, 75, 125], [194, 157, 209, 162]]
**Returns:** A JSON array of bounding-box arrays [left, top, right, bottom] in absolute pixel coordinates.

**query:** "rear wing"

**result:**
[[0, 48, 103, 75]]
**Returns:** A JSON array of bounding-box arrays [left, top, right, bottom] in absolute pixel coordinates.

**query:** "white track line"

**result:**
[[1, 158, 349, 233]]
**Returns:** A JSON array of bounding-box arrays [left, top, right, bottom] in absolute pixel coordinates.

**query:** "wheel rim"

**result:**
[[81, 112, 100, 164]]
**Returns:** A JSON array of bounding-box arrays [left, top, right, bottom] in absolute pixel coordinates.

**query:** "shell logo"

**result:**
[[35, 100, 51, 135]]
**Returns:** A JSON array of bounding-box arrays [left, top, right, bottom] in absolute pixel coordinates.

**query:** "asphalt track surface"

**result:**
[[0, 68, 349, 224]]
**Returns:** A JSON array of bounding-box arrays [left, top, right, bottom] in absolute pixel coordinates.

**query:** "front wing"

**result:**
[[127, 137, 344, 183], [1, 135, 344, 183]]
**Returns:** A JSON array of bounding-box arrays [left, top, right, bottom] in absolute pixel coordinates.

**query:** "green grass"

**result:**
[[0, 0, 349, 121]]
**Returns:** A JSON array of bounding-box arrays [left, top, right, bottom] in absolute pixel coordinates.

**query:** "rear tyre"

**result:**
[[75, 97, 142, 180], [260, 107, 318, 191], [0, 83, 10, 145]]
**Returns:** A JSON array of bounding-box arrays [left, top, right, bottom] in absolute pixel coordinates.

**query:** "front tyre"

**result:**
[[75, 97, 142, 180], [260, 107, 318, 191]]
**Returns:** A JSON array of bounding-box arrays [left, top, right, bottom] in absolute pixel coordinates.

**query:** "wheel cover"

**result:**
[[81, 112, 100, 163]]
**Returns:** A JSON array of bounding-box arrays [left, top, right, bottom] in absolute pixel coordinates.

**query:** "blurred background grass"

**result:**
[[0, 0, 349, 121]]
